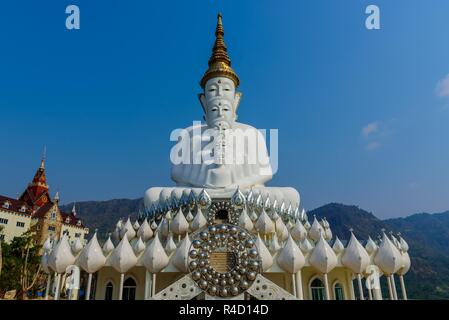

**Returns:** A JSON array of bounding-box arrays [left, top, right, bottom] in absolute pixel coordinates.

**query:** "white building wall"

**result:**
[[0, 209, 32, 243]]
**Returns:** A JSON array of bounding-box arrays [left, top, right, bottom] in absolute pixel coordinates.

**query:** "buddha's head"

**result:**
[[199, 14, 241, 129], [199, 76, 241, 129]]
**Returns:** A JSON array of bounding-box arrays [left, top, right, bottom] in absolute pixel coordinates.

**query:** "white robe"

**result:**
[[170, 122, 273, 189]]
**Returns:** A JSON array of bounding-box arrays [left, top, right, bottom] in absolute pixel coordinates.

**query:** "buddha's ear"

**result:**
[[198, 93, 207, 114], [234, 92, 242, 113]]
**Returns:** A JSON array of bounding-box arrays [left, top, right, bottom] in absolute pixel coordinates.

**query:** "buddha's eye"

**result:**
[[223, 108, 230, 112], [224, 88, 230, 91], [209, 88, 216, 92], [211, 107, 218, 112]]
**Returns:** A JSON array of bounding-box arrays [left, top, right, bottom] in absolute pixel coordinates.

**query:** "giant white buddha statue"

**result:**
[[145, 14, 299, 208], [171, 14, 272, 189]]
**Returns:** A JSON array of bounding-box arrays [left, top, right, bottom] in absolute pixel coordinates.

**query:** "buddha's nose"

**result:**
[[217, 86, 223, 96]]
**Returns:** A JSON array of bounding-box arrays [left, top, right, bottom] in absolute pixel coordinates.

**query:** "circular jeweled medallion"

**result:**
[[189, 224, 261, 297]]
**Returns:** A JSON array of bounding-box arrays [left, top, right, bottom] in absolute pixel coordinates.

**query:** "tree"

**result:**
[[0, 231, 43, 299]]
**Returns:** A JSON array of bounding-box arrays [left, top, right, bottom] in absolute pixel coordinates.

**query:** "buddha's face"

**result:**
[[203, 77, 237, 129]]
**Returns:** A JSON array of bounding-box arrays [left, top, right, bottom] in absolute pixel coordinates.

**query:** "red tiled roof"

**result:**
[[61, 212, 85, 228], [0, 195, 32, 215]]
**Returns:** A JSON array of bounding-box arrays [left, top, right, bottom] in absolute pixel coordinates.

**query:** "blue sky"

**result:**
[[1, 0, 449, 219]]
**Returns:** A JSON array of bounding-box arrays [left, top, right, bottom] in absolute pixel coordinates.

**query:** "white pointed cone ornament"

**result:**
[[275, 217, 289, 242], [173, 233, 192, 272], [137, 219, 154, 242], [397, 251, 411, 276], [374, 232, 402, 275], [255, 234, 273, 271], [48, 235, 76, 274], [332, 237, 345, 255], [133, 237, 146, 255], [277, 235, 306, 300], [309, 234, 338, 274], [142, 232, 170, 273], [299, 237, 314, 254], [341, 232, 370, 274], [159, 218, 170, 239], [309, 234, 337, 300], [238, 208, 254, 232], [269, 233, 282, 253], [165, 233, 177, 255], [277, 235, 305, 274], [133, 220, 140, 231], [291, 219, 307, 242], [120, 217, 137, 240], [365, 236, 378, 255], [186, 211, 194, 222], [151, 220, 158, 230], [171, 208, 189, 236], [79, 232, 106, 274], [308, 216, 324, 242], [399, 236, 409, 252], [110, 234, 138, 274], [342, 231, 371, 300], [103, 236, 115, 255], [255, 210, 275, 235], [191, 208, 207, 231]]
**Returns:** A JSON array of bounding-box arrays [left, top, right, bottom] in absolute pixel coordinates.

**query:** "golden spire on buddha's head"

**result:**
[[200, 13, 240, 89]]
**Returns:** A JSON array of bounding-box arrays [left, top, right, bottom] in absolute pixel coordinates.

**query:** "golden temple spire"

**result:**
[[200, 13, 240, 88]]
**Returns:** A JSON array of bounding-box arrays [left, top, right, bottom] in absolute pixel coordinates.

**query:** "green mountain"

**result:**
[[63, 199, 143, 240], [310, 203, 449, 299], [62, 201, 449, 300]]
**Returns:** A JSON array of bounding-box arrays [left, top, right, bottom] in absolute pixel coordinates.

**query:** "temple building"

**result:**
[[0, 157, 89, 247], [41, 14, 411, 301]]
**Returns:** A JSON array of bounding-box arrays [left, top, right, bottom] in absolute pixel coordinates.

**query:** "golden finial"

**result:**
[[200, 13, 240, 88]]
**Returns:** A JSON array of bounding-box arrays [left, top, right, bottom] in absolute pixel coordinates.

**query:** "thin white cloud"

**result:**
[[436, 73, 449, 97], [365, 142, 381, 151], [362, 122, 378, 137]]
